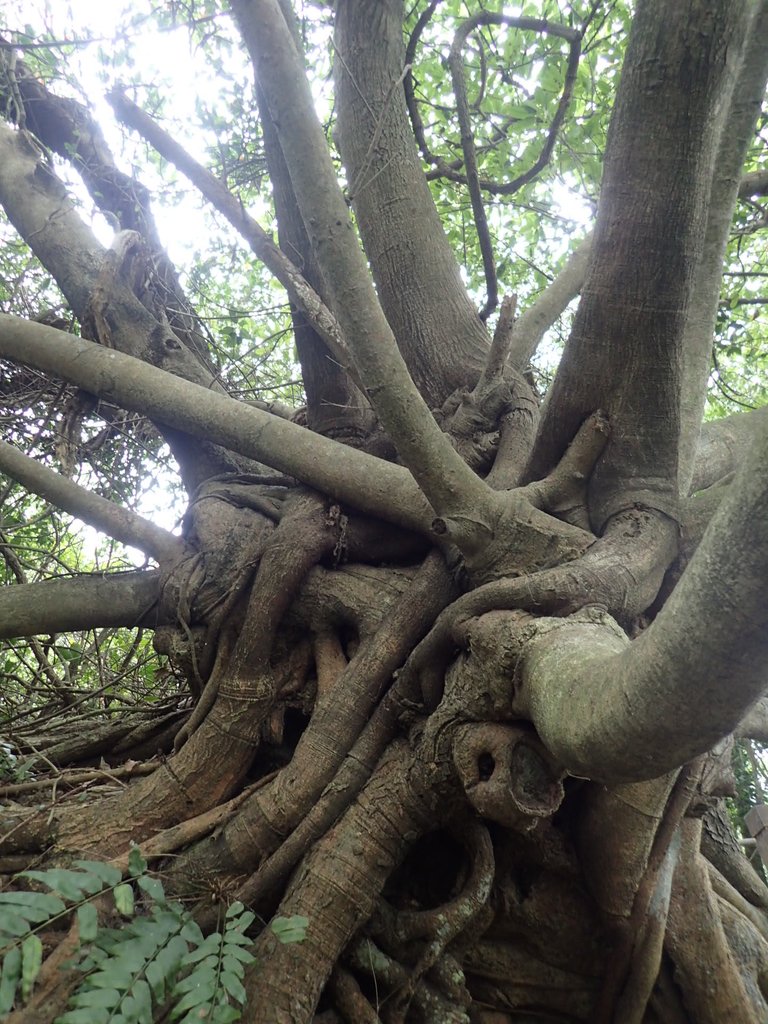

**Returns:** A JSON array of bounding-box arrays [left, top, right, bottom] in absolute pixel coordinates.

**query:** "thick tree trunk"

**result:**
[[1, 1, 768, 1022]]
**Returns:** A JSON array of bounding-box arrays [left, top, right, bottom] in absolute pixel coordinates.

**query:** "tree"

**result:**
[[1, 0, 768, 1020]]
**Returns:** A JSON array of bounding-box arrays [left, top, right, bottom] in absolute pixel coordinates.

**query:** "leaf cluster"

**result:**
[[0, 847, 268, 1023]]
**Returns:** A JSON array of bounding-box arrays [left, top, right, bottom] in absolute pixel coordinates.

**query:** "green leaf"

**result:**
[[0, 917, 32, 940], [182, 934, 222, 965], [77, 902, 99, 943], [74, 861, 123, 888], [20, 935, 43, 1001], [22, 868, 102, 901], [221, 947, 254, 968], [145, 960, 167, 1002], [136, 875, 165, 903], [113, 884, 135, 917], [180, 919, 204, 945], [173, 966, 217, 994], [56, 1008, 111, 1024], [70, 987, 120, 1009], [226, 909, 254, 932], [127, 847, 147, 878], [0, 946, 22, 1015], [271, 915, 308, 944], [219, 970, 246, 1004], [170, 980, 217, 1017], [203, 1005, 241, 1024], [0, 891, 66, 921]]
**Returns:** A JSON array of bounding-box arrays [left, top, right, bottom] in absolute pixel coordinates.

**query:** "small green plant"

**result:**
[[0, 847, 263, 1023], [0, 739, 34, 783]]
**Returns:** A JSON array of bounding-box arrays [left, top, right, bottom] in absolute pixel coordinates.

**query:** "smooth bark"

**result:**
[[0, 571, 163, 639], [517, 409, 768, 781], [530, 0, 744, 530]]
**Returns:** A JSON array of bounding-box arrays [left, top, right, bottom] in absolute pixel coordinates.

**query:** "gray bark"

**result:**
[[529, 0, 746, 531], [333, 0, 492, 408], [0, 571, 163, 639], [516, 408, 768, 781]]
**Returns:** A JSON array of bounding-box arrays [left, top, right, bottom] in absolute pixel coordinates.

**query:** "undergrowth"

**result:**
[[0, 847, 307, 1022]]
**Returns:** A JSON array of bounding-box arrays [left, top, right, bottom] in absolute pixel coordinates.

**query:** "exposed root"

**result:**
[[399, 505, 677, 712], [167, 552, 456, 900], [665, 818, 767, 1024], [242, 739, 456, 1022], [367, 820, 493, 1019]]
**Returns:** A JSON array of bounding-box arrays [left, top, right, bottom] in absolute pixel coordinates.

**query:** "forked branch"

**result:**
[[232, 0, 499, 537]]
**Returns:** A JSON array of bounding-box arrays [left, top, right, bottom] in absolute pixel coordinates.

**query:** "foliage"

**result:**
[[0, 847, 260, 1023]]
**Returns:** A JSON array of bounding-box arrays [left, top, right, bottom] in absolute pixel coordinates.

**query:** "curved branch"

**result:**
[[447, 24, 497, 320], [0, 570, 163, 639], [446, 15, 580, 198], [691, 404, 768, 492], [509, 231, 593, 370], [515, 410, 768, 782], [408, 13, 581, 197], [0, 439, 184, 562]]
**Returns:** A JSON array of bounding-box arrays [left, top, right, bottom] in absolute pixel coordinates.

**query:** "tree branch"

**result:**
[[231, 0, 495, 534], [0, 123, 245, 489], [691, 405, 768, 491], [677, 0, 768, 495], [0, 313, 433, 533], [447, 23, 498, 320], [509, 232, 593, 370], [0, 45, 215, 369], [332, 0, 492, 408], [443, 14, 581, 199], [515, 409, 768, 782], [0, 439, 184, 562], [529, 0, 748, 531], [107, 87, 360, 393], [0, 570, 163, 639], [739, 169, 768, 199]]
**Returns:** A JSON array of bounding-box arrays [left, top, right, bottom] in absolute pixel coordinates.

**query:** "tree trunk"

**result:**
[[1, 2, 768, 1022]]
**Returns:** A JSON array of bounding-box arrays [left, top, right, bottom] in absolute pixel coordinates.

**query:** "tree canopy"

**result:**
[[1, 1, 768, 1022]]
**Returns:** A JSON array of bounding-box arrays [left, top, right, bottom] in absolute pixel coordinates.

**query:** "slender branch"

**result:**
[[485, 294, 518, 380], [0, 50, 215, 368], [502, 151, 765, 373], [0, 439, 185, 562], [509, 231, 593, 369], [447, 27, 497, 319], [108, 88, 360, 388], [0, 313, 433, 533], [410, 14, 581, 197], [0, 121, 244, 489]]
